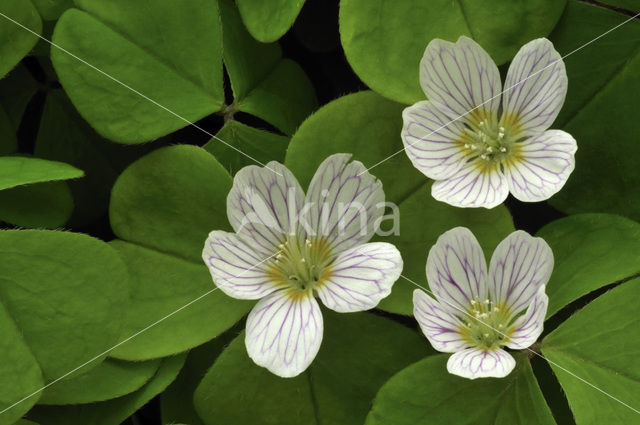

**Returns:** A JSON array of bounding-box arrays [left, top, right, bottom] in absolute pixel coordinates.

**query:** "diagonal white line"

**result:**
[[0, 251, 278, 416], [0, 11, 283, 176], [359, 12, 640, 176], [400, 273, 640, 415]]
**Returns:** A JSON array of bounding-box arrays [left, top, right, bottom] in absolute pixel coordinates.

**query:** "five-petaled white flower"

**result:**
[[414, 227, 552, 379], [402, 36, 577, 208], [203, 154, 402, 378]]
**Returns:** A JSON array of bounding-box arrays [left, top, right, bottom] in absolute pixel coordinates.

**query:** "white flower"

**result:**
[[402, 36, 577, 208], [202, 154, 403, 377], [413, 227, 552, 379]]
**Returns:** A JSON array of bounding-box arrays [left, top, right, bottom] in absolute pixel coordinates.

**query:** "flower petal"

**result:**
[[202, 231, 283, 300], [402, 100, 470, 180], [420, 36, 502, 121], [488, 230, 553, 315], [426, 227, 488, 315], [304, 154, 384, 254], [506, 285, 548, 350], [413, 289, 469, 353], [245, 290, 323, 378], [505, 130, 577, 202], [447, 347, 516, 379], [227, 161, 304, 255], [316, 242, 402, 313], [502, 38, 567, 137], [431, 161, 509, 209]]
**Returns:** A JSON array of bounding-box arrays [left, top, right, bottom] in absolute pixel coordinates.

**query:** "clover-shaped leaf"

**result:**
[[366, 354, 556, 425], [220, 0, 317, 135], [536, 213, 640, 317], [38, 358, 161, 405], [193, 311, 429, 425], [29, 353, 186, 425], [542, 278, 640, 425], [0, 230, 130, 423], [52, 0, 225, 143], [236, 0, 306, 43], [108, 145, 250, 360], [0, 1, 42, 79], [548, 1, 640, 221], [339, 0, 566, 104]]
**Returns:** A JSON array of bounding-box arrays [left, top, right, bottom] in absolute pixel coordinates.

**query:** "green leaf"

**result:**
[[33, 90, 164, 226], [220, 0, 317, 135], [0, 181, 74, 228], [339, 0, 566, 104], [0, 1, 42, 79], [161, 334, 237, 425], [286, 91, 514, 314], [219, 0, 281, 100], [29, 353, 186, 425], [286, 91, 424, 204], [203, 120, 288, 176], [377, 183, 514, 314], [31, 0, 73, 21], [542, 278, 640, 425], [0, 300, 44, 425], [110, 145, 232, 261], [51, 0, 224, 143], [366, 354, 555, 425], [0, 230, 130, 380], [548, 1, 640, 220], [108, 145, 250, 359], [536, 213, 640, 317], [38, 358, 161, 405], [236, 59, 318, 135], [108, 241, 250, 360], [194, 310, 430, 425], [236, 0, 306, 43], [0, 156, 83, 191]]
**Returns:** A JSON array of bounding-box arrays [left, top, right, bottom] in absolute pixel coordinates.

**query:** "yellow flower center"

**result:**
[[266, 235, 333, 294], [459, 110, 523, 167], [459, 298, 514, 350]]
